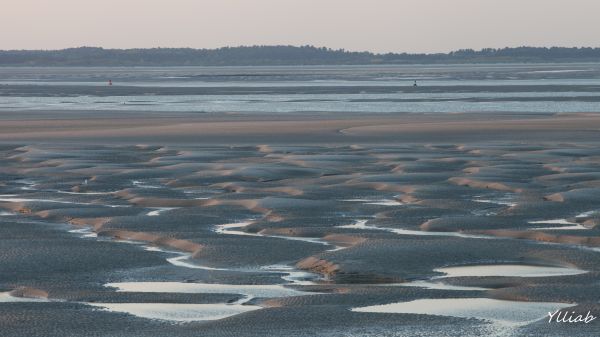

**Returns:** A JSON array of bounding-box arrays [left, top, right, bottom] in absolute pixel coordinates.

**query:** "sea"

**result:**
[[1, 63, 600, 114]]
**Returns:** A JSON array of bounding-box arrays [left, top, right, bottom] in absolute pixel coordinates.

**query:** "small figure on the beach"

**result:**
[[108, 80, 113, 86], [413, 80, 418, 87]]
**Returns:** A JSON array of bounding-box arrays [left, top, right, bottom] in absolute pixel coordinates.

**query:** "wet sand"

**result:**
[[1, 110, 600, 144], [1, 109, 600, 336]]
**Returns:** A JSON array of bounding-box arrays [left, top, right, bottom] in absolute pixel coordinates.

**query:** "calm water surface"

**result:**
[[1, 63, 600, 114]]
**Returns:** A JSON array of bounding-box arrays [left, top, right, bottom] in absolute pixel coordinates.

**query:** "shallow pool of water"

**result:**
[[435, 264, 586, 278], [88, 302, 261, 322], [352, 298, 572, 325], [106, 281, 313, 299]]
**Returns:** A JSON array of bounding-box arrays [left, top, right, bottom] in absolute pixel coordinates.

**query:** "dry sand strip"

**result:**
[[1, 112, 600, 144]]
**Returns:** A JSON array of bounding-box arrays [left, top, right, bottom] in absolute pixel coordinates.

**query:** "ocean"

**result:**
[[1, 63, 600, 114]]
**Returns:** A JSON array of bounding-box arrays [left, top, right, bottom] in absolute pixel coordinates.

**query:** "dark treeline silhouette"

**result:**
[[1, 46, 599, 66]]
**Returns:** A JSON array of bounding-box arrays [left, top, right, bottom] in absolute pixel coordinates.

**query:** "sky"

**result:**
[[2, 0, 599, 53]]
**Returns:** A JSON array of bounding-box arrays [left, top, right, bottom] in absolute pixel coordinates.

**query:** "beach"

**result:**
[[1, 64, 600, 336]]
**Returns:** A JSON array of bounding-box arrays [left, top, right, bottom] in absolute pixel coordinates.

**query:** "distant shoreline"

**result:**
[[1, 46, 600, 66]]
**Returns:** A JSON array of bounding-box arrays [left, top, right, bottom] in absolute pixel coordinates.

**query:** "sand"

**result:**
[[1, 109, 600, 336], [1, 111, 600, 144]]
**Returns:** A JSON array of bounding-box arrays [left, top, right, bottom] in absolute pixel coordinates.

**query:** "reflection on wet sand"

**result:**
[[353, 298, 572, 325]]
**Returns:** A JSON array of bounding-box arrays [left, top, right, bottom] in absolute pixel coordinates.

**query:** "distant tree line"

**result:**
[[0, 46, 599, 66]]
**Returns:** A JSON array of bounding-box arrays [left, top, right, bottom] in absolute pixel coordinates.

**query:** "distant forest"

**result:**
[[1, 46, 600, 66]]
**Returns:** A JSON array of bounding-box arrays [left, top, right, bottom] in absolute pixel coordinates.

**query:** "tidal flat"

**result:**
[[1, 64, 600, 336]]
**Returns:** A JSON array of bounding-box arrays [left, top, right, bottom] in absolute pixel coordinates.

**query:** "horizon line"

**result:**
[[3, 44, 600, 55]]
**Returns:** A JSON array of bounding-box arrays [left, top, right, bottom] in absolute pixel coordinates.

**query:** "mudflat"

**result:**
[[2, 64, 600, 336]]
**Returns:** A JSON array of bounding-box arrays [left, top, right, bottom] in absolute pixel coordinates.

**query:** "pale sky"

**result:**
[[2, 0, 599, 53]]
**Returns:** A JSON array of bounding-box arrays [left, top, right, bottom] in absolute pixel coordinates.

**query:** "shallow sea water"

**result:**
[[2, 64, 600, 114]]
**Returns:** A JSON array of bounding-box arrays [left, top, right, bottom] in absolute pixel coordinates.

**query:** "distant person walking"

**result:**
[[108, 80, 113, 86]]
